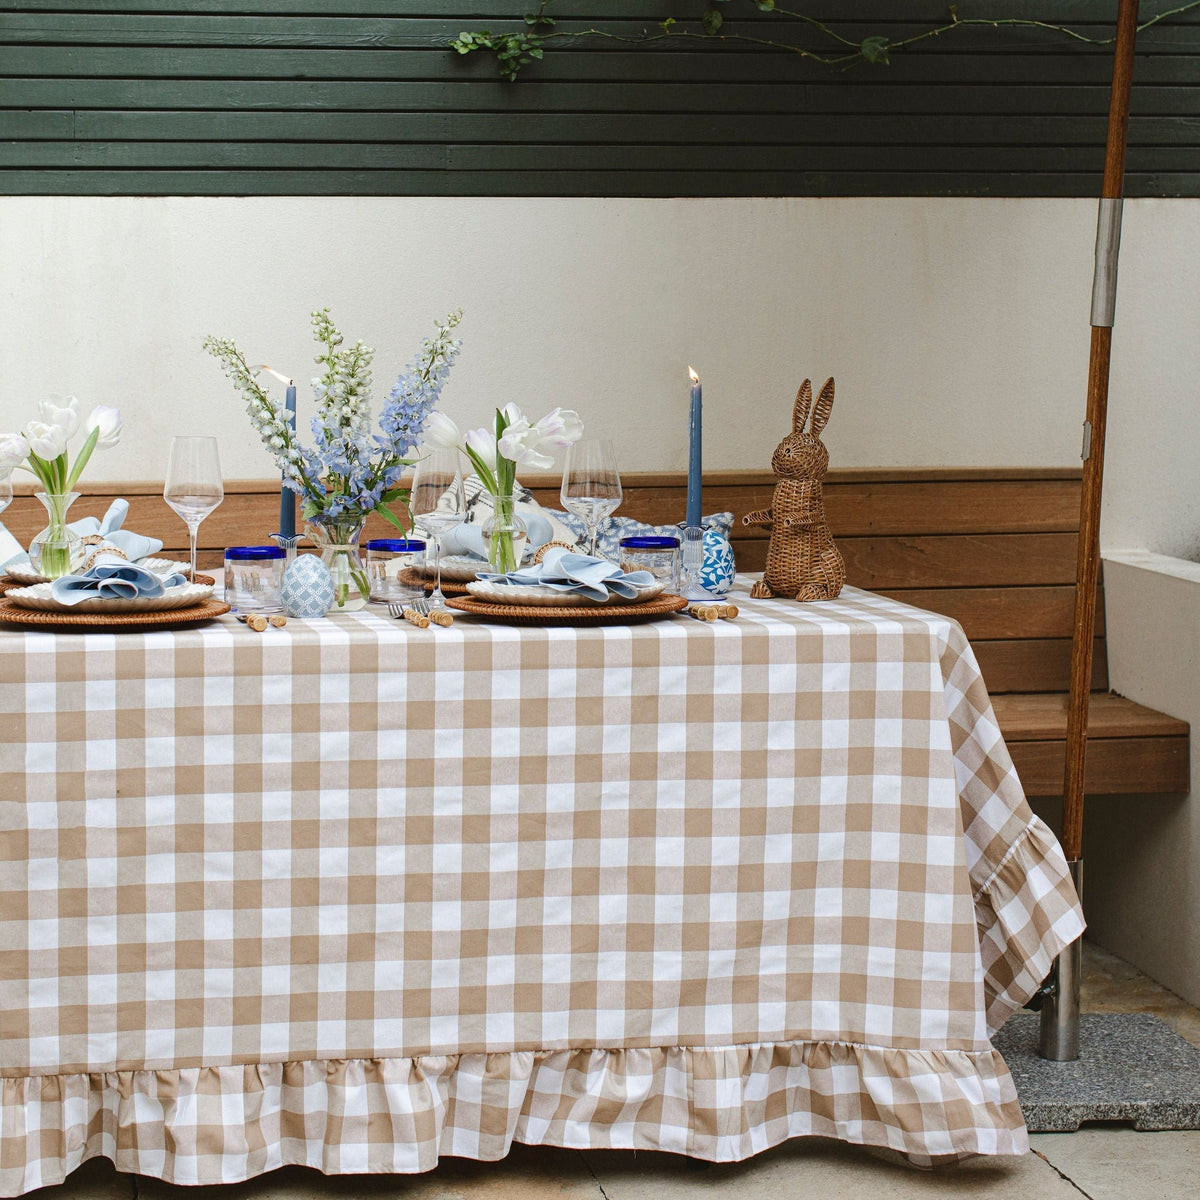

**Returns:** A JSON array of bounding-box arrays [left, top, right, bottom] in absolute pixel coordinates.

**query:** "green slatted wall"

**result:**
[[0, 1, 1197, 196]]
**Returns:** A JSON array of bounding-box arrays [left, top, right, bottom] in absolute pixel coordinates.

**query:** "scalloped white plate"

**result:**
[[409, 555, 488, 583], [6, 581, 214, 613], [3, 556, 191, 585], [466, 579, 665, 608]]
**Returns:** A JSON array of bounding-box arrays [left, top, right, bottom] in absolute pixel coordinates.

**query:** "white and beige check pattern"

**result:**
[[0, 580, 1083, 1192]]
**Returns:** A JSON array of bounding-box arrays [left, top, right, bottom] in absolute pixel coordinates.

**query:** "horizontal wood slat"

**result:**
[[992, 693, 1189, 742], [2, 2, 1199, 196], [1010, 737, 1190, 798], [840, 534, 1079, 589], [973, 638, 1107, 695], [877, 586, 1103, 640]]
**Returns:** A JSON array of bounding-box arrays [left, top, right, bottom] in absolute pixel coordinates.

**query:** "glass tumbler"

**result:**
[[366, 538, 427, 605], [618, 535, 681, 592], [224, 545, 285, 613]]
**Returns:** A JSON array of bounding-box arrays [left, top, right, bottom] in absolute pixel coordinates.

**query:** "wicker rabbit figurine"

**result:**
[[743, 377, 845, 602]]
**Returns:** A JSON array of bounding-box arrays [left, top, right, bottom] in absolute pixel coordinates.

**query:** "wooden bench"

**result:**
[[4, 468, 1188, 798]]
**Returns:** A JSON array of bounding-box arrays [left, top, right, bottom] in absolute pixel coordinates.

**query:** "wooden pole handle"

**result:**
[[1061, 0, 1140, 863]]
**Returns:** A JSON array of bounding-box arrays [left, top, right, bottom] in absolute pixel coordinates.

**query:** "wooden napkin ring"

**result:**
[[533, 540, 577, 564]]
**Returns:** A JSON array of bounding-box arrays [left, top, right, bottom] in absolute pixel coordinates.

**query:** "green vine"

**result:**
[[453, 1, 1200, 80]]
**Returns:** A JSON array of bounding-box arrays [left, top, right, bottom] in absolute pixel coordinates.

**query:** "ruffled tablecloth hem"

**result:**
[[0, 1039, 1029, 1194], [975, 814, 1088, 1035]]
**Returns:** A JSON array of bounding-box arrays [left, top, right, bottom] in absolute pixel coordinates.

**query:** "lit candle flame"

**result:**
[[252, 364, 294, 387], [688, 367, 699, 384]]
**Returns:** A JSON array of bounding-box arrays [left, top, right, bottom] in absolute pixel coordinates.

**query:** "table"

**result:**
[[0, 580, 1083, 1193]]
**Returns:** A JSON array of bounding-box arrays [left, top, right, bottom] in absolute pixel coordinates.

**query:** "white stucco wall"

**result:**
[[0, 195, 1106, 481]]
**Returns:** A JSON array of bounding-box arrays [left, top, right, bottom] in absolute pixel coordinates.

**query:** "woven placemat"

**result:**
[[398, 567, 471, 597], [0, 597, 231, 630], [0, 572, 215, 595], [445, 593, 688, 625]]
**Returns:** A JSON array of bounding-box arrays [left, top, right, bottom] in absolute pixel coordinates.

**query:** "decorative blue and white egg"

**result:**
[[700, 528, 736, 595], [280, 554, 335, 618]]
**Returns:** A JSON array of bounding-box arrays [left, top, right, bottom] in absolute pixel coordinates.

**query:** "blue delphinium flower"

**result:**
[[378, 312, 463, 457], [203, 308, 463, 533]]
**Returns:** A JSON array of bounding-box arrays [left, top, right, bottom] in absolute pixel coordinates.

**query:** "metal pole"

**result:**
[[1041, 0, 1140, 1061]]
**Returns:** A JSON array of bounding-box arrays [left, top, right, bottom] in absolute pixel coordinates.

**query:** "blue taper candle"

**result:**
[[279, 381, 297, 538], [686, 367, 702, 527]]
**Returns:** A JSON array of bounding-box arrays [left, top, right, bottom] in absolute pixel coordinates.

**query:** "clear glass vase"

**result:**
[[483, 492, 528, 574], [29, 491, 84, 579], [305, 511, 371, 611]]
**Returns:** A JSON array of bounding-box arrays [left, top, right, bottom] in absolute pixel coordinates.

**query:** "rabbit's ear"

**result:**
[[810, 378, 835, 435], [792, 380, 813, 432]]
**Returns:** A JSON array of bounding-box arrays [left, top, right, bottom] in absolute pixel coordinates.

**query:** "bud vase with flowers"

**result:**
[[423, 403, 584, 573], [0, 397, 123, 578], [205, 308, 463, 610]]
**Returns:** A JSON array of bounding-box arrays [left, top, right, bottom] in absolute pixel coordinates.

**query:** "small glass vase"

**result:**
[[29, 491, 84, 579], [305, 511, 371, 611], [483, 492, 528, 574]]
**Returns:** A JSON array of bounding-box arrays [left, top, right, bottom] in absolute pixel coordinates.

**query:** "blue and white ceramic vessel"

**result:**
[[699, 527, 736, 595], [280, 553, 335, 618]]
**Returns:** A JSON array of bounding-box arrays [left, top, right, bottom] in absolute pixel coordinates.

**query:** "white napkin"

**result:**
[[477, 547, 654, 603], [0, 522, 24, 570], [50, 554, 187, 605]]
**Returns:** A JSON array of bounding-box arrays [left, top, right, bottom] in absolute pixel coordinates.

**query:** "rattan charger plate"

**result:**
[[398, 567, 471, 596], [445, 593, 688, 625], [0, 597, 231, 629]]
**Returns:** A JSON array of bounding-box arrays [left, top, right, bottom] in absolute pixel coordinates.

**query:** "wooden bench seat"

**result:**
[[4, 467, 1187, 798]]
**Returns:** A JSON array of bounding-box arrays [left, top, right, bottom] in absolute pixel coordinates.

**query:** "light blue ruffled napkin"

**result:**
[[0, 499, 164, 574], [50, 554, 187, 605], [477, 546, 655, 603]]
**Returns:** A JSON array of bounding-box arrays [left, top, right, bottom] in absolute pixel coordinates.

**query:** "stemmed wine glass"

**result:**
[[560, 438, 622, 558], [164, 436, 224, 581], [409, 448, 466, 610]]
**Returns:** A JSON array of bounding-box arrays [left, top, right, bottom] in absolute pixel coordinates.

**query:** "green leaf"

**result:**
[[378, 504, 411, 533], [702, 7, 723, 35], [755, 0, 775, 9], [860, 35, 891, 64], [659, 17, 676, 31]]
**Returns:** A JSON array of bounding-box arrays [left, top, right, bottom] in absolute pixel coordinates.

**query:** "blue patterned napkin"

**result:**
[[50, 554, 187, 605], [476, 547, 655, 603]]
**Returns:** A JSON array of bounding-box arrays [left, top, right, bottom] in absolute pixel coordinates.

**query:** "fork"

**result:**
[[388, 597, 453, 627]]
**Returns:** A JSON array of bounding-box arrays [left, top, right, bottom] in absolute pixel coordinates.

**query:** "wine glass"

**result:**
[[164, 436, 224, 580], [560, 438, 622, 558], [409, 448, 466, 610]]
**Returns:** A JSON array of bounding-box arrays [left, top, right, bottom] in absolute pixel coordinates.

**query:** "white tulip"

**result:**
[[464, 426, 498, 474], [533, 407, 584, 449], [498, 423, 554, 471], [422, 410, 461, 450], [25, 420, 68, 460], [0, 433, 29, 470], [37, 394, 80, 440], [85, 405, 123, 449], [499, 402, 526, 429]]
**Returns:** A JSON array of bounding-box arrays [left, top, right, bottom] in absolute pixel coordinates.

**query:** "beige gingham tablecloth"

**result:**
[[0, 579, 1083, 1192]]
